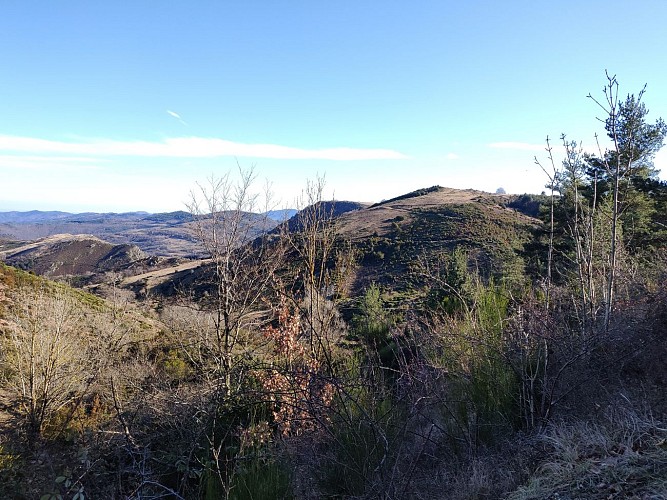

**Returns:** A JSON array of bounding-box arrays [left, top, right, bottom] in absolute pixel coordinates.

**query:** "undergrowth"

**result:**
[[509, 407, 667, 499]]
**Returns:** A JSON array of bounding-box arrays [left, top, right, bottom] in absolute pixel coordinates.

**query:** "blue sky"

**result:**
[[2, 1, 667, 212]]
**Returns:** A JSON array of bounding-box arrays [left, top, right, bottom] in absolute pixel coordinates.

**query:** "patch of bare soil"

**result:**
[[120, 258, 208, 289]]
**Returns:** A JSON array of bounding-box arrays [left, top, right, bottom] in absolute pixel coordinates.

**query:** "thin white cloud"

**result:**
[[0, 135, 408, 161], [0, 155, 104, 170], [446, 152, 460, 160]]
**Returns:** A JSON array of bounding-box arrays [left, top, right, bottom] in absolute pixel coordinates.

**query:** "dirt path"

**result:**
[[120, 258, 209, 288]]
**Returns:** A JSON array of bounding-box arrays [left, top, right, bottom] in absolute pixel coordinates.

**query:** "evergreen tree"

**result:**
[[537, 75, 667, 332], [585, 90, 667, 250]]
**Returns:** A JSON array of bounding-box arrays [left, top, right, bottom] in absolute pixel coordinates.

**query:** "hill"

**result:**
[[0, 234, 147, 278], [0, 209, 282, 257], [94, 187, 538, 300], [0, 188, 540, 306], [331, 186, 538, 296], [282, 200, 367, 232], [0, 262, 166, 498], [0, 210, 76, 223]]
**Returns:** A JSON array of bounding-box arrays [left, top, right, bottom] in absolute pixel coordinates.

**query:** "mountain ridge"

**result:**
[[0, 209, 283, 257], [0, 187, 542, 298]]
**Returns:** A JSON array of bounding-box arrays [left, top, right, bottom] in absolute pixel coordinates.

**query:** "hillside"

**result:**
[[1, 184, 666, 499], [0, 188, 536, 298], [0, 209, 281, 257], [330, 186, 538, 298], [283, 200, 368, 232], [0, 263, 167, 498], [335, 186, 533, 240], [117, 187, 537, 300], [0, 234, 147, 277]]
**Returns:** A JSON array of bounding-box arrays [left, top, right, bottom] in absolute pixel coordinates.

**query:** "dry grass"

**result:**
[[335, 186, 524, 241], [508, 407, 667, 500], [399, 405, 667, 500], [120, 257, 208, 287]]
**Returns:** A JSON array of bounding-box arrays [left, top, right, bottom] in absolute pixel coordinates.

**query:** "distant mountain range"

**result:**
[[0, 209, 298, 225], [0, 209, 296, 257], [0, 210, 151, 224]]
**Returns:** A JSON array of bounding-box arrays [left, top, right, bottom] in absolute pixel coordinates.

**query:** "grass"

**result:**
[[508, 408, 667, 499], [227, 453, 293, 500], [369, 185, 443, 207], [1, 261, 107, 311], [349, 201, 534, 300], [399, 406, 667, 500]]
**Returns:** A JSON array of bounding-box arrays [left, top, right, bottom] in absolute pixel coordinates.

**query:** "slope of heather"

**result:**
[[0, 234, 146, 277], [122, 187, 539, 299], [331, 186, 539, 294]]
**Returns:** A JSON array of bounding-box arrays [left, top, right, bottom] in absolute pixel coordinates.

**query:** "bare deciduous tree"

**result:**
[[587, 73, 667, 330], [2, 283, 91, 436], [534, 137, 557, 310], [284, 177, 352, 364], [186, 165, 285, 395]]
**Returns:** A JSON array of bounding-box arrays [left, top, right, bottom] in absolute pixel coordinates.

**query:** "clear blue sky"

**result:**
[[2, 1, 667, 212]]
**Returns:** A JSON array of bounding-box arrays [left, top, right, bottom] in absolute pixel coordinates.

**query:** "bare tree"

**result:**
[[186, 165, 285, 395], [561, 137, 600, 337], [587, 72, 666, 331], [534, 136, 557, 310], [2, 283, 91, 436], [588, 74, 623, 332], [284, 176, 352, 365]]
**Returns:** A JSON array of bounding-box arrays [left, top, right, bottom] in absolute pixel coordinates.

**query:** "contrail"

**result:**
[[167, 110, 188, 126]]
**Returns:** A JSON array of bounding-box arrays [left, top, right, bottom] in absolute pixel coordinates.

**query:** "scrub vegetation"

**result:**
[[1, 75, 667, 499]]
